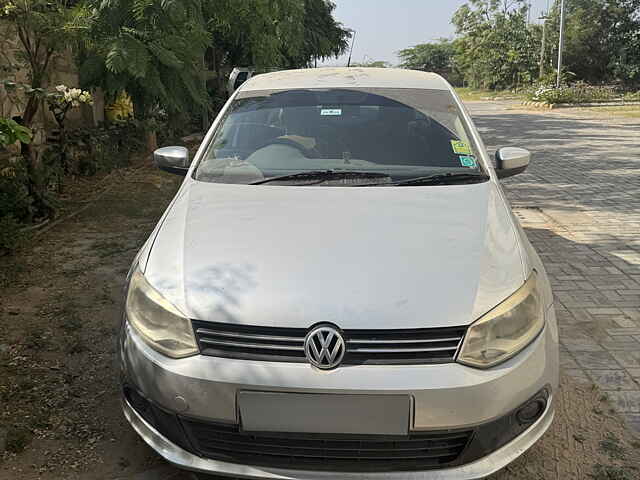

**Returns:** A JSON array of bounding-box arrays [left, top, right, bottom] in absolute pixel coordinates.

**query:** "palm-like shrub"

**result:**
[[79, 0, 210, 121]]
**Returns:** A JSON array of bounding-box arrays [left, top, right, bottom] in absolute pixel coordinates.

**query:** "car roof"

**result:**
[[239, 67, 452, 92]]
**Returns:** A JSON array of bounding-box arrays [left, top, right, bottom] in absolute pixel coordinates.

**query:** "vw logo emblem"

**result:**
[[304, 325, 345, 370]]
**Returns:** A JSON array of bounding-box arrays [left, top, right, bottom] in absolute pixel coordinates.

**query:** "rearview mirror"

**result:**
[[495, 147, 530, 179], [154, 146, 190, 176]]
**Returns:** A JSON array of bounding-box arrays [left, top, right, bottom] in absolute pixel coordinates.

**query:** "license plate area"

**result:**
[[238, 391, 411, 435]]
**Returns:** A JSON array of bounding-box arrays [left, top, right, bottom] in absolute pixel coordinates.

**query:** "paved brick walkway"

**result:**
[[468, 101, 640, 436]]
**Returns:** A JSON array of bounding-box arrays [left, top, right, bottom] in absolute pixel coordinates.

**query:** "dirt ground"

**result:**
[[0, 165, 639, 480]]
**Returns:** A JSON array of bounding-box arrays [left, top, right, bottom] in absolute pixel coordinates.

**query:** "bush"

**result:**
[[0, 156, 33, 221], [0, 214, 24, 253], [0, 155, 34, 252], [61, 120, 145, 175], [529, 82, 618, 104], [623, 91, 640, 102], [0, 120, 145, 253]]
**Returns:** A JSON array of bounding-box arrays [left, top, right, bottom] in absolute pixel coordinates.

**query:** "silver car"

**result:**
[[120, 68, 559, 479]]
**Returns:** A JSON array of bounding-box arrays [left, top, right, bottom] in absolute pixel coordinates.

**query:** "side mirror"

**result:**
[[495, 147, 530, 179], [154, 146, 190, 176]]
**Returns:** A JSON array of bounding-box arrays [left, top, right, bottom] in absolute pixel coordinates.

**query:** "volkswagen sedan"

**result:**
[[119, 68, 559, 479]]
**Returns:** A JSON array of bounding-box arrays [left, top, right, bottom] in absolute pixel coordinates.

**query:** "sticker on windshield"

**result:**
[[459, 155, 477, 168], [451, 140, 472, 155], [321, 108, 342, 116]]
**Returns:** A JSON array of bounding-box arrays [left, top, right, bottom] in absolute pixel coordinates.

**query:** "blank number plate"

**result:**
[[238, 391, 411, 435]]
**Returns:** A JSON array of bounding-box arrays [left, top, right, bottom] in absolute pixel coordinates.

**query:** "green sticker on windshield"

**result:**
[[459, 155, 477, 168], [451, 140, 472, 155]]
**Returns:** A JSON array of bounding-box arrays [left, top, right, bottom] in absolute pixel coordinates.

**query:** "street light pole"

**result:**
[[347, 30, 356, 67], [539, 15, 548, 80], [556, 0, 566, 88]]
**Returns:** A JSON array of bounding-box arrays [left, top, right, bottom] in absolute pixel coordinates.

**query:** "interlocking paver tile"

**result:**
[[573, 351, 622, 370], [605, 391, 640, 413], [611, 351, 640, 369], [588, 370, 638, 391], [468, 102, 640, 427]]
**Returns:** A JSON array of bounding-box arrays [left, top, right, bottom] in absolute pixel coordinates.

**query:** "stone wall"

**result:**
[[0, 20, 100, 144]]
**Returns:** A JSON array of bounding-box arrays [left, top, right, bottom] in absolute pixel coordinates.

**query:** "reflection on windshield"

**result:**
[[195, 88, 484, 186]]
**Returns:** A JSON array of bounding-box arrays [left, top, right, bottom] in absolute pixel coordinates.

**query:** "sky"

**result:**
[[323, 0, 553, 66]]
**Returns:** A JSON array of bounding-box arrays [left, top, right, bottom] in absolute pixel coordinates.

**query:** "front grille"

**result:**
[[181, 418, 473, 472], [192, 320, 465, 365]]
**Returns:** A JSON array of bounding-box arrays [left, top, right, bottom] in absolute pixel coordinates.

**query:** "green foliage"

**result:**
[[452, 0, 541, 89], [351, 60, 391, 68], [62, 120, 145, 175], [0, 155, 32, 218], [206, 0, 350, 72], [529, 83, 618, 104], [545, 0, 640, 87], [284, 0, 351, 67], [0, 0, 87, 127], [0, 155, 31, 252], [0, 117, 32, 146], [398, 39, 462, 85], [0, 214, 24, 253], [623, 91, 640, 101], [78, 0, 211, 120]]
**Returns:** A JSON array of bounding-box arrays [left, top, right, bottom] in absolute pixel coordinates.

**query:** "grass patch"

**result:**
[[455, 88, 524, 101], [60, 309, 83, 332], [5, 426, 32, 454], [64, 333, 87, 354], [600, 432, 627, 460], [582, 106, 640, 119], [591, 463, 634, 480], [92, 240, 128, 259]]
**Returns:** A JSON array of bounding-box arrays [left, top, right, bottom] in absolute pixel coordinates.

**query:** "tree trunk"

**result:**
[[146, 131, 158, 154]]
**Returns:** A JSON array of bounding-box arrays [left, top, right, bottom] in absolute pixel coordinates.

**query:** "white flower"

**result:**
[[55, 85, 67, 93], [2, 2, 16, 15], [63, 92, 72, 102]]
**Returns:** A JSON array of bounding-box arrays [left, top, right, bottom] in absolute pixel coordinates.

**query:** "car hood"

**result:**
[[143, 180, 527, 329]]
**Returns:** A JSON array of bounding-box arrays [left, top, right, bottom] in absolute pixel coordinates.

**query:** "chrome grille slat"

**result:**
[[193, 320, 466, 365], [348, 346, 459, 353], [347, 337, 462, 344], [199, 338, 305, 351], [196, 328, 303, 343]]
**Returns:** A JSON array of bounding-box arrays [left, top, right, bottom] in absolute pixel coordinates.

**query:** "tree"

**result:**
[[0, 0, 86, 218], [78, 0, 210, 125], [284, 0, 351, 68], [397, 39, 463, 85], [0, 0, 83, 129], [351, 60, 391, 68], [544, 0, 640, 86], [205, 0, 350, 77], [452, 0, 541, 89]]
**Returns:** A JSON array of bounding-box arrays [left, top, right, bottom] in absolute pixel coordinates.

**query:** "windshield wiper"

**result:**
[[250, 170, 391, 185], [386, 172, 489, 187]]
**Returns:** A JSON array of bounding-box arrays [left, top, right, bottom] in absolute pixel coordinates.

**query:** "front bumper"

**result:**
[[123, 393, 554, 479], [119, 306, 559, 478]]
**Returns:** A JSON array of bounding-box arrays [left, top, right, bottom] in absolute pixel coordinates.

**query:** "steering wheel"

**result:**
[[260, 137, 323, 158], [314, 124, 350, 158]]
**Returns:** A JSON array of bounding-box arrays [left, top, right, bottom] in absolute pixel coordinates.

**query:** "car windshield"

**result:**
[[194, 87, 486, 186]]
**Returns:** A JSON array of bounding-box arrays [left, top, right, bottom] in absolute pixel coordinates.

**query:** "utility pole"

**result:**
[[539, 15, 548, 79], [556, 0, 566, 88], [347, 29, 356, 67]]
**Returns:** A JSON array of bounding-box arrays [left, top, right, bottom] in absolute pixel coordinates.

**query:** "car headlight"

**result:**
[[458, 272, 544, 368], [125, 267, 198, 358]]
